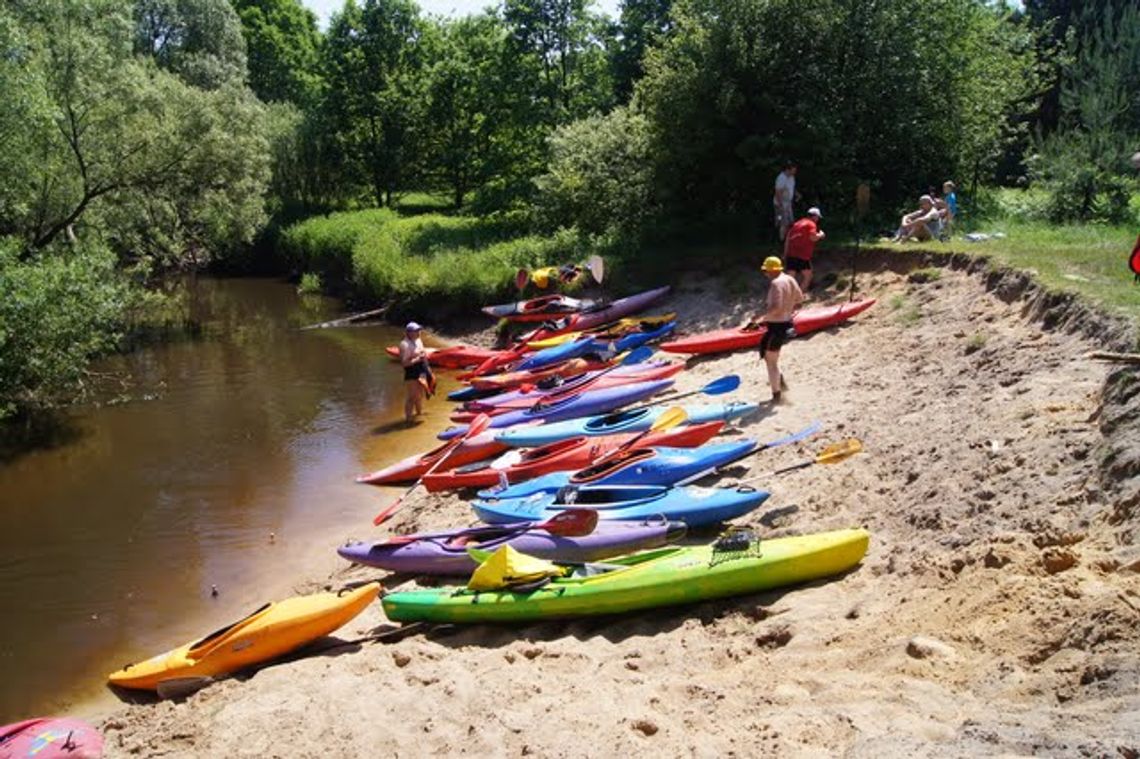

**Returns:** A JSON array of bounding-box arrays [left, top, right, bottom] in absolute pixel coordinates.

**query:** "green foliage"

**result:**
[[134, 0, 249, 89], [534, 106, 655, 238], [1029, 2, 1140, 223], [0, 239, 130, 419], [280, 209, 589, 317], [232, 0, 321, 105], [635, 0, 1039, 224], [297, 271, 322, 294], [610, 0, 671, 103], [907, 268, 943, 284]]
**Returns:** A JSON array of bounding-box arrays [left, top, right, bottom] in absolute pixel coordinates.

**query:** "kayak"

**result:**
[[525, 313, 677, 349], [420, 421, 726, 492], [477, 440, 758, 499], [514, 321, 676, 372], [437, 379, 675, 440], [473, 484, 770, 528], [660, 299, 877, 355], [468, 357, 609, 392], [107, 584, 379, 691], [456, 360, 685, 417], [356, 431, 508, 485], [382, 528, 869, 624], [383, 344, 505, 369], [495, 402, 759, 447], [516, 286, 672, 343], [482, 294, 595, 322], [0, 717, 104, 758], [337, 519, 687, 576]]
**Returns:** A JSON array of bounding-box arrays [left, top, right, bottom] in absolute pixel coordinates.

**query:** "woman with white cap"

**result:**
[[398, 321, 432, 423]]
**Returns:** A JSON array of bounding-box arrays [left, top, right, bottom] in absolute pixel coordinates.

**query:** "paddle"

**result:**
[[371, 414, 493, 526], [732, 438, 863, 485], [586, 254, 604, 285], [382, 508, 598, 546], [674, 420, 822, 485], [617, 374, 740, 416]]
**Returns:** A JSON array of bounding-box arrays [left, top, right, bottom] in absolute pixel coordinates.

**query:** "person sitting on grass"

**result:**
[[784, 206, 825, 292], [891, 195, 943, 242]]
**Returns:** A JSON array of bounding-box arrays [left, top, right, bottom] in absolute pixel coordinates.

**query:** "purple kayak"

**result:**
[[437, 378, 675, 440], [465, 360, 682, 410], [337, 519, 687, 575]]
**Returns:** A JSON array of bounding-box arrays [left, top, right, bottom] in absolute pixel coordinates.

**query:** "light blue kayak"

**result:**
[[494, 402, 759, 447], [472, 484, 770, 528], [477, 440, 759, 499]]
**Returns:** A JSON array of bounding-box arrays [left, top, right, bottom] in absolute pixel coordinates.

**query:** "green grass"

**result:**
[[279, 209, 592, 319]]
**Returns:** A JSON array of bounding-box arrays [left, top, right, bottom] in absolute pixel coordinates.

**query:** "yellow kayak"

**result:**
[[526, 313, 677, 349], [108, 583, 379, 691]]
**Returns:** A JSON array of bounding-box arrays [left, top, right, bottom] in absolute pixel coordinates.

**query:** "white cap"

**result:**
[[807, 207, 822, 218]]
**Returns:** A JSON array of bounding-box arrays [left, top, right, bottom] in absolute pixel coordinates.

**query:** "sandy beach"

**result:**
[[95, 254, 1139, 757]]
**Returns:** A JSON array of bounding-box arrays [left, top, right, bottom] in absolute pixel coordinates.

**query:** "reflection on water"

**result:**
[[0, 278, 454, 722]]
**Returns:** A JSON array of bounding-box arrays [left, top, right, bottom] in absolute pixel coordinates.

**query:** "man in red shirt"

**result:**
[[783, 207, 825, 291]]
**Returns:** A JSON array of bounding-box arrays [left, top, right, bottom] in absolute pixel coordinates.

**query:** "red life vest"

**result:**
[[1131, 234, 1140, 281]]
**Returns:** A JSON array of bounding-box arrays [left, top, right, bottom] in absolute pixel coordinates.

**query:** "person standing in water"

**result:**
[[399, 322, 433, 423], [750, 257, 803, 404]]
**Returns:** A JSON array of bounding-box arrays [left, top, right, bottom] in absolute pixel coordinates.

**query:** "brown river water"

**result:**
[[0, 278, 456, 723]]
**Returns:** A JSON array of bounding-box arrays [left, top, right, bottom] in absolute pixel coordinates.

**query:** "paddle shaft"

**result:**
[[674, 421, 823, 485]]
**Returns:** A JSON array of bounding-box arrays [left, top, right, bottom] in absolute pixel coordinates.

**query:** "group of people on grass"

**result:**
[[890, 181, 958, 242]]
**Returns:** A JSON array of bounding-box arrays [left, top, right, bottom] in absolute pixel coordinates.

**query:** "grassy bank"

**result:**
[[280, 208, 599, 320]]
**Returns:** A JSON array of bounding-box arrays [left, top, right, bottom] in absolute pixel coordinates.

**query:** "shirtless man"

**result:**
[[749, 256, 803, 404]]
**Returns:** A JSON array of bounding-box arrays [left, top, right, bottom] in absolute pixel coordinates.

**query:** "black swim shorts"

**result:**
[[759, 321, 793, 353], [784, 256, 811, 272]]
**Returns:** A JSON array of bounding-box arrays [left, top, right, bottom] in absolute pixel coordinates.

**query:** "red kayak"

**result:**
[[482, 294, 595, 322], [356, 431, 508, 486], [660, 299, 877, 355], [450, 362, 685, 422], [384, 344, 505, 370], [420, 421, 725, 492], [0, 717, 104, 758]]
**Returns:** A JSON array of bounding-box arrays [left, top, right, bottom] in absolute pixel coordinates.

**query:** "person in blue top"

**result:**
[[942, 181, 959, 220]]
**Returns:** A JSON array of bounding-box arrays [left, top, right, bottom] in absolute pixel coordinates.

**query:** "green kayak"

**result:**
[[381, 528, 870, 624]]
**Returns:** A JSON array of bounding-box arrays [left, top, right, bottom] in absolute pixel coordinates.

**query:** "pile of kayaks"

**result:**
[[357, 283, 879, 624], [79, 277, 876, 719]]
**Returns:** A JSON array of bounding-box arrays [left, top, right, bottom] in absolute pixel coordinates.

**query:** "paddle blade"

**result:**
[[702, 375, 741, 396], [540, 508, 599, 537], [763, 420, 823, 450], [515, 269, 529, 290], [466, 413, 493, 439], [372, 495, 405, 526], [815, 438, 863, 464], [586, 255, 604, 284], [620, 346, 654, 365], [651, 406, 688, 433]]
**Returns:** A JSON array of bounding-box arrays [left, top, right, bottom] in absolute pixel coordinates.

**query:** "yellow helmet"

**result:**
[[761, 256, 783, 273]]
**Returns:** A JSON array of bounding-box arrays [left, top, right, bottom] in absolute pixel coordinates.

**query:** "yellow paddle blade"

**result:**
[[651, 406, 688, 433], [815, 438, 863, 464], [527, 332, 581, 349]]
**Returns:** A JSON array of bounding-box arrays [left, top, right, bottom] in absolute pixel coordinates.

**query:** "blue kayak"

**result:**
[[438, 379, 675, 440], [472, 484, 770, 528], [478, 440, 759, 499], [514, 322, 677, 372], [494, 402, 759, 447]]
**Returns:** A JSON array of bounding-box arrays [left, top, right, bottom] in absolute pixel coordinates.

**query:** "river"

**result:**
[[0, 278, 455, 723]]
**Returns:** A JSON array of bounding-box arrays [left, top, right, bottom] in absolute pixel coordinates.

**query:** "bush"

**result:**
[[280, 210, 598, 318], [0, 239, 130, 420]]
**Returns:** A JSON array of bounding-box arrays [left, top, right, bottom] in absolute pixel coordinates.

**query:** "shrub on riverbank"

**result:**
[[279, 210, 597, 318]]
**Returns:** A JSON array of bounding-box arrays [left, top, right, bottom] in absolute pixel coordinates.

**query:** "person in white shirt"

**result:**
[[773, 162, 800, 241], [398, 321, 432, 423]]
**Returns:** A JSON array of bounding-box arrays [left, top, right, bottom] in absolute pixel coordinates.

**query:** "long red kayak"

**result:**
[[659, 299, 876, 355], [384, 344, 510, 370], [355, 431, 508, 486], [420, 421, 725, 492]]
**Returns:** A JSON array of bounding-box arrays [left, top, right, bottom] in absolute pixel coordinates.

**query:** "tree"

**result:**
[[231, 0, 322, 105], [504, 0, 614, 125], [134, 0, 248, 89], [610, 0, 672, 103], [322, 0, 429, 207]]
